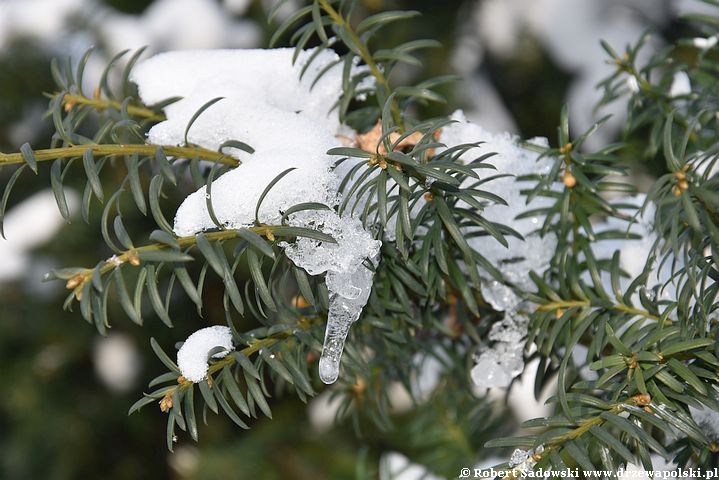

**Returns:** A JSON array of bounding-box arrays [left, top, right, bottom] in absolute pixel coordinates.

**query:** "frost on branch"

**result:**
[[281, 211, 381, 384], [177, 325, 234, 383], [439, 110, 557, 312], [132, 49, 379, 384]]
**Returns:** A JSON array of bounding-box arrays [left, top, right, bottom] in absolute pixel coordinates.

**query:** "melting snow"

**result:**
[[282, 211, 381, 384], [438, 111, 557, 389]]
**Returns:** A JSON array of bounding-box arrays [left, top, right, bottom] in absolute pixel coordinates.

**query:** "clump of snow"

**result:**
[[134, 49, 379, 384], [177, 325, 234, 383], [173, 149, 339, 235], [693, 35, 718, 50], [131, 48, 360, 235], [439, 110, 557, 312], [282, 211, 381, 384], [438, 111, 555, 390], [132, 48, 350, 145], [471, 312, 528, 389]]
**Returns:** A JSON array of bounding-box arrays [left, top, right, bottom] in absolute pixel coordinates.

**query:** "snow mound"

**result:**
[[177, 325, 235, 382], [133, 49, 379, 383], [131, 48, 355, 235], [132, 48, 349, 144]]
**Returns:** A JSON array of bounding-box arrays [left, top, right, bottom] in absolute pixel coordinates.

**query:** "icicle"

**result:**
[[280, 211, 381, 384], [318, 297, 360, 383], [318, 265, 374, 384]]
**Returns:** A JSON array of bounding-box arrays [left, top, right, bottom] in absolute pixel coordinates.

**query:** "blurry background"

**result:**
[[0, 0, 712, 478]]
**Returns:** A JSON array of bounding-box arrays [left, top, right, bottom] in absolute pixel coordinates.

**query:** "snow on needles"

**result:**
[[438, 111, 556, 390], [131, 48, 352, 235], [177, 326, 235, 382], [439, 110, 557, 313]]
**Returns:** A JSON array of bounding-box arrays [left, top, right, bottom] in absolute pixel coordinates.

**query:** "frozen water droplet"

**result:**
[[318, 355, 339, 384]]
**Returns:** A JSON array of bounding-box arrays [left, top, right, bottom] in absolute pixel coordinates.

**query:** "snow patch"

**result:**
[[177, 326, 235, 382], [131, 48, 357, 235]]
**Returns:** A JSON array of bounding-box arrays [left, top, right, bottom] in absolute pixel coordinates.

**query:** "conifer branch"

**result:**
[[318, 0, 405, 131], [0, 144, 239, 167], [63, 224, 279, 296]]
